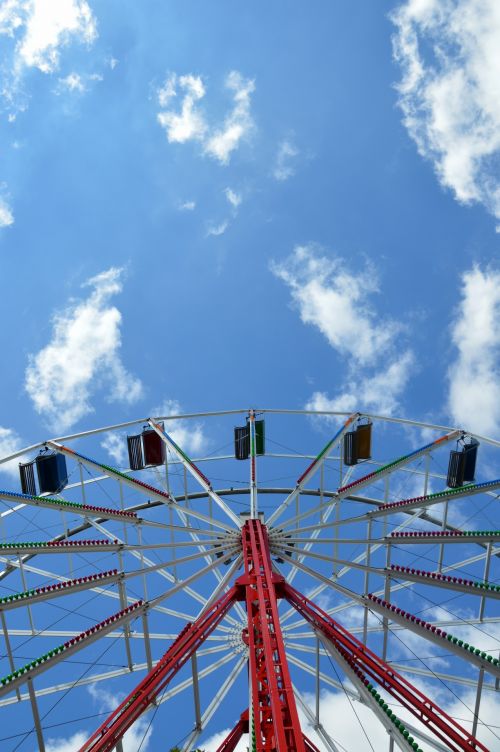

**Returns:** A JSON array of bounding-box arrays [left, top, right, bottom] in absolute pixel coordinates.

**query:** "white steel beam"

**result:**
[[180, 656, 246, 752], [267, 413, 358, 527], [147, 419, 241, 527]]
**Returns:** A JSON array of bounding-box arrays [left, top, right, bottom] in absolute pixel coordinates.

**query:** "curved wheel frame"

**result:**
[[0, 408, 498, 752]]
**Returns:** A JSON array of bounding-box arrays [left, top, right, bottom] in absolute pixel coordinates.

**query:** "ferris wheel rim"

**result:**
[[0, 410, 498, 752], [1, 407, 500, 471]]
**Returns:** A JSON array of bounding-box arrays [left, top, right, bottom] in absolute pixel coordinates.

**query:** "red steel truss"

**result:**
[[79, 586, 238, 752], [284, 583, 488, 752], [214, 709, 322, 752], [79, 518, 488, 752], [214, 710, 249, 752], [236, 519, 305, 752], [302, 736, 323, 752]]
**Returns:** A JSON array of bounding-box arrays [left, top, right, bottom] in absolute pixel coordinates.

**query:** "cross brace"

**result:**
[[78, 519, 491, 752], [284, 584, 489, 752], [78, 587, 237, 752]]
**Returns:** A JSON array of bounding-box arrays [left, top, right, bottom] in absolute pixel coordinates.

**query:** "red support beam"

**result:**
[[302, 735, 322, 752], [284, 583, 488, 752], [237, 519, 305, 752], [215, 710, 249, 752], [79, 587, 238, 752]]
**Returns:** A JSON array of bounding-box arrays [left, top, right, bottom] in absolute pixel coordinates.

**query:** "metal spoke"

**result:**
[[147, 419, 242, 527], [267, 414, 358, 527], [0, 409, 497, 752], [288, 643, 500, 692], [180, 655, 247, 752], [292, 685, 342, 752], [88, 518, 239, 609], [0, 646, 233, 708]]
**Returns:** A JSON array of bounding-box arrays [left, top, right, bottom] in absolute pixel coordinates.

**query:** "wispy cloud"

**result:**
[[46, 731, 89, 752], [0, 2, 99, 225], [178, 199, 196, 211], [0, 196, 14, 227], [224, 187, 242, 209], [55, 71, 102, 94], [447, 265, 500, 436], [206, 220, 228, 237], [203, 71, 255, 164], [87, 685, 153, 750], [305, 352, 414, 417], [151, 399, 207, 455], [204, 680, 500, 752], [0, 426, 24, 478], [100, 432, 127, 466], [157, 73, 207, 144], [392, 0, 500, 227], [157, 70, 255, 165], [273, 139, 299, 181], [0, 0, 97, 75], [271, 245, 400, 365], [272, 245, 414, 415], [202, 728, 246, 752], [298, 685, 500, 752], [100, 400, 208, 465], [25, 267, 143, 432], [45, 719, 152, 752], [57, 71, 85, 92], [0, 0, 98, 119]]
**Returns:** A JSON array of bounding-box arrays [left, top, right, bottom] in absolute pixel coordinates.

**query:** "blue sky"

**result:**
[[0, 0, 498, 450], [0, 1, 499, 750]]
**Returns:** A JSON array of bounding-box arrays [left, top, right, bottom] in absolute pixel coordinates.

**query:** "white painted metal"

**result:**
[[0, 409, 497, 752]]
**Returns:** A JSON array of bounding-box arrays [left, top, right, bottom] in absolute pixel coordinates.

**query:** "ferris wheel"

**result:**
[[0, 408, 498, 752]]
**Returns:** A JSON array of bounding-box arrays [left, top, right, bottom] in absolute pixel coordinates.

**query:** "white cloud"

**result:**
[[300, 690, 392, 751], [447, 265, 500, 436], [0, 0, 24, 37], [178, 199, 196, 211], [441, 691, 500, 752], [157, 71, 255, 165], [45, 721, 150, 751], [202, 728, 247, 752], [305, 351, 414, 417], [305, 351, 414, 418], [204, 71, 255, 164], [0, 0, 97, 75], [25, 267, 143, 432], [0, 0, 98, 117], [0, 426, 24, 477], [205, 682, 500, 752], [0, 197, 14, 227], [392, 0, 500, 224], [224, 187, 242, 209], [151, 399, 207, 456], [273, 139, 299, 181], [46, 731, 89, 752], [424, 605, 500, 650], [157, 73, 207, 144], [55, 71, 102, 94], [45, 685, 153, 752], [206, 220, 228, 237], [101, 432, 127, 466], [56, 71, 84, 92], [87, 685, 153, 750], [272, 245, 414, 416], [271, 245, 400, 366], [297, 686, 500, 752]]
